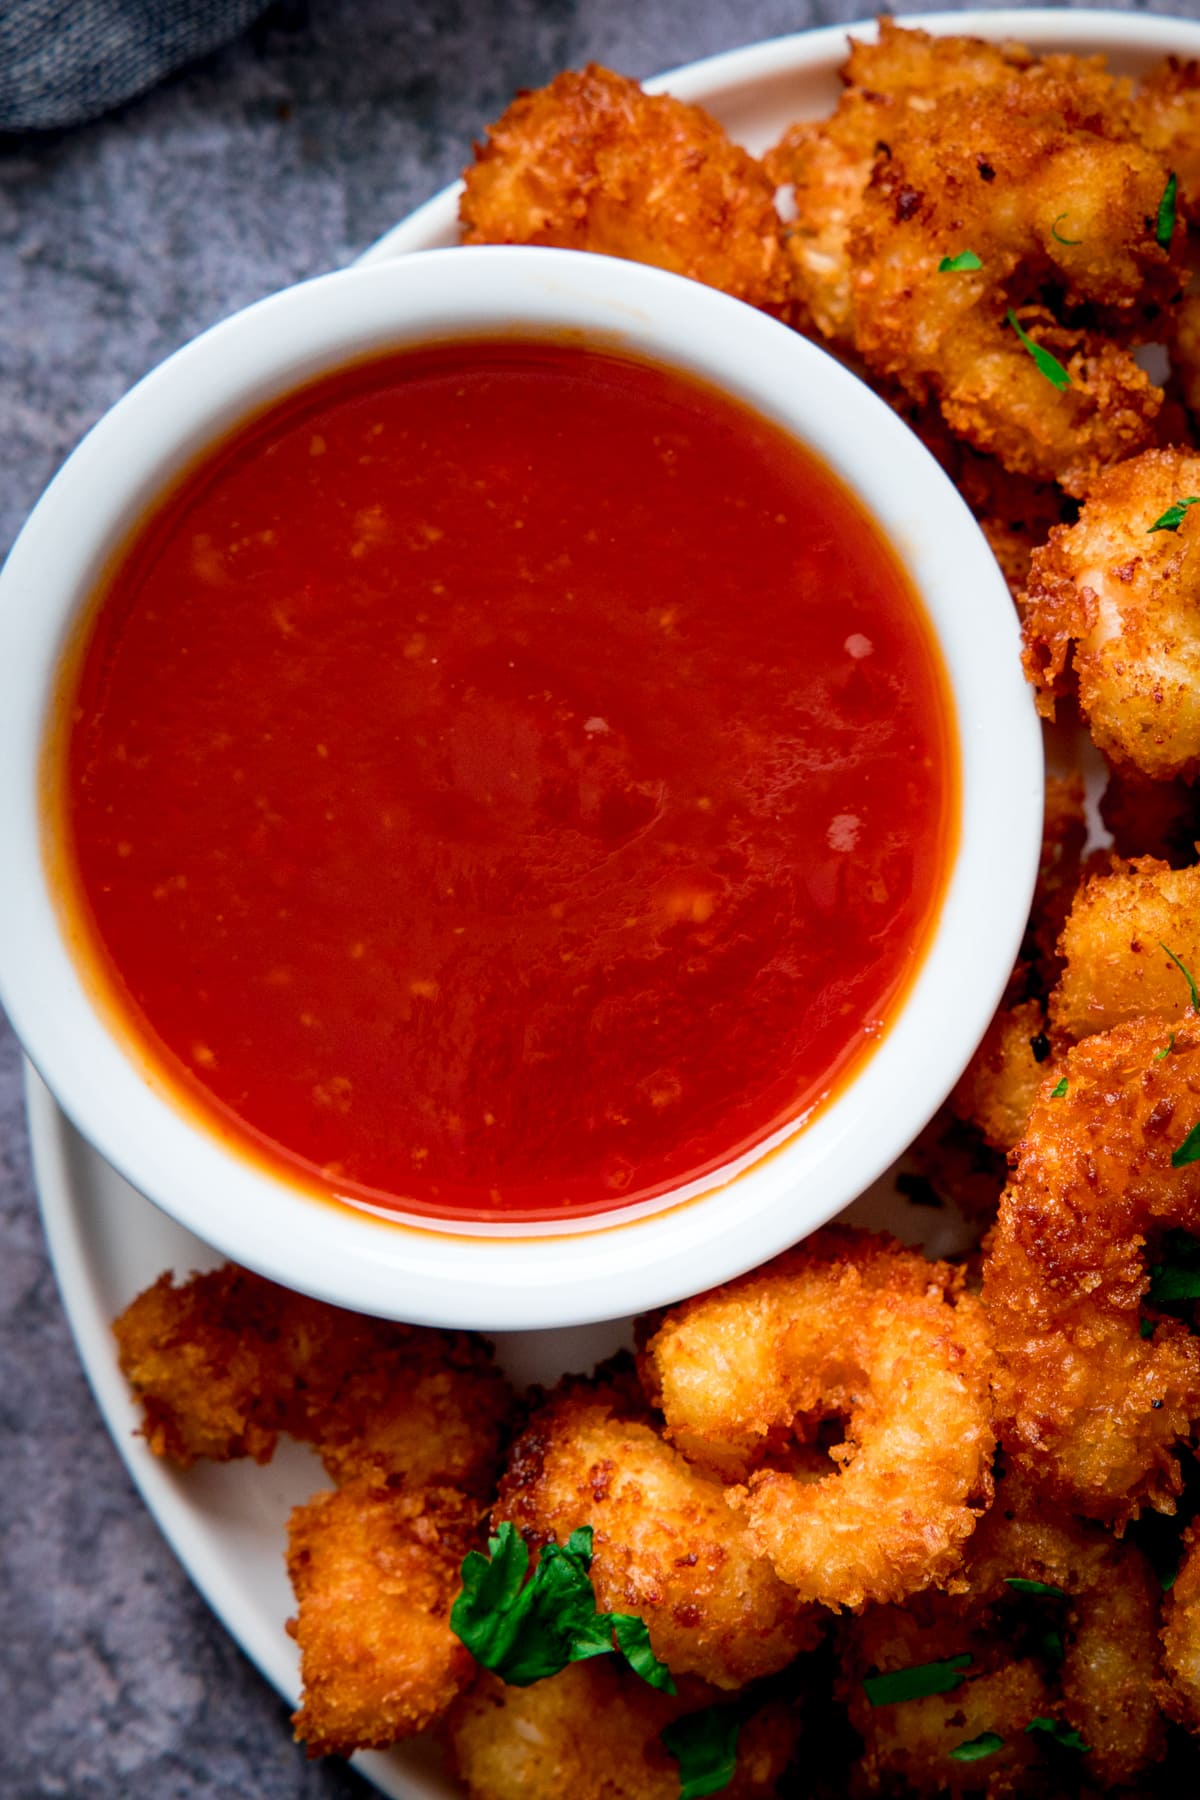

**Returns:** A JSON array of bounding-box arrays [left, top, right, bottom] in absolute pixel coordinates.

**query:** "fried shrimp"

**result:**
[[493, 1378, 819, 1689], [287, 1480, 479, 1756], [444, 1661, 800, 1800], [459, 65, 788, 311], [113, 1264, 511, 1494], [1021, 448, 1200, 780], [1050, 855, 1200, 1044], [950, 998, 1052, 1153], [770, 24, 1181, 494], [841, 1471, 1165, 1793], [641, 1229, 995, 1610], [1161, 1525, 1200, 1732], [985, 1016, 1200, 1522]]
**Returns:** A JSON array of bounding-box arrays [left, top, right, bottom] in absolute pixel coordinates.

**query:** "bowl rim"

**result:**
[[0, 244, 1042, 1327]]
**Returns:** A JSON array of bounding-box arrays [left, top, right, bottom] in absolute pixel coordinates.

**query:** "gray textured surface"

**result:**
[[1, 1, 1197, 1794]]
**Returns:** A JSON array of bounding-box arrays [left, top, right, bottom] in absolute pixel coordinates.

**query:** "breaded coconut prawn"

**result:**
[[984, 1017, 1200, 1523], [640, 1229, 995, 1610], [459, 65, 788, 312], [841, 1470, 1165, 1794], [444, 1660, 800, 1800], [1049, 855, 1200, 1046], [114, 1264, 514, 1755], [492, 1372, 821, 1689], [1022, 448, 1200, 781]]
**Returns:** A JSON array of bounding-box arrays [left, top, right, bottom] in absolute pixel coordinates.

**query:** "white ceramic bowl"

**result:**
[[0, 245, 1042, 1328]]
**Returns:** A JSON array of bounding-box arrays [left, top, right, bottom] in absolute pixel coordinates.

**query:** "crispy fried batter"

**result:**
[[841, 1471, 1165, 1793], [287, 1480, 478, 1757], [1021, 448, 1200, 780], [1161, 1524, 1200, 1732], [112, 1264, 511, 1494], [771, 24, 1180, 495], [984, 1016, 1200, 1522], [494, 1381, 819, 1688], [1135, 56, 1200, 215], [460, 65, 788, 311], [641, 1229, 995, 1610], [950, 999, 1053, 1153], [1050, 855, 1200, 1043], [444, 1661, 800, 1800]]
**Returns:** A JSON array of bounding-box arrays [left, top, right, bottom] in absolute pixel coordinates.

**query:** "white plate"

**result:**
[[30, 12, 1200, 1796]]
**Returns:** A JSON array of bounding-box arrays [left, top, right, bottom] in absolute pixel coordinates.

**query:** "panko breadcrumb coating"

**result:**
[[444, 1662, 800, 1800], [494, 1380, 820, 1688], [1162, 1524, 1200, 1733], [113, 1265, 512, 1495], [1050, 855, 1200, 1044], [460, 65, 788, 311], [287, 1480, 479, 1756], [984, 1016, 1200, 1523], [841, 1470, 1165, 1794], [1022, 448, 1200, 781], [641, 1229, 995, 1610], [950, 998, 1052, 1153]]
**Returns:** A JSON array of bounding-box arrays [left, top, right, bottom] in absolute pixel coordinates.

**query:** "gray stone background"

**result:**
[[1, 0, 1196, 1793]]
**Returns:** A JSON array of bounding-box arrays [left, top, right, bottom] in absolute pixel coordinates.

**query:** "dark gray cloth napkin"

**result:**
[[0, 0, 273, 130]]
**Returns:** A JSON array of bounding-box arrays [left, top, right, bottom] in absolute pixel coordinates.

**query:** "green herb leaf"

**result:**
[[451, 1523, 673, 1690], [1038, 1625, 1065, 1668], [1050, 1077, 1068, 1099], [1159, 943, 1200, 1010], [1149, 496, 1200, 534], [1005, 1577, 1068, 1599], [612, 1613, 675, 1693], [1156, 1033, 1177, 1062], [1026, 1717, 1090, 1753], [1164, 1561, 1180, 1592], [1141, 1317, 1156, 1338], [1006, 309, 1072, 390], [1157, 171, 1178, 249], [939, 250, 983, 272], [1172, 1121, 1200, 1169], [1051, 214, 1081, 246], [950, 1731, 1005, 1763], [864, 1654, 971, 1706], [662, 1708, 741, 1800]]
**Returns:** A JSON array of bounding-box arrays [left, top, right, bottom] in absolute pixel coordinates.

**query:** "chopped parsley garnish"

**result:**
[[949, 1731, 1005, 1763], [662, 1707, 741, 1799], [451, 1523, 675, 1690], [1171, 1122, 1200, 1170], [1148, 1232, 1200, 1297], [1161, 943, 1200, 1011], [1148, 496, 1200, 534], [863, 1653, 971, 1706], [1141, 1317, 1156, 1338], [1006, 309, 1071, 390], [1156, 1032, 1177, 1062], [1157, 171, 1178, 249], [939, 250, 983, 272], [1005, 1577, 1068, 1599], [1050, 1077, 1068, 1099], [1026, 1717, 1089, 1753], [1051, 214, 1081, 246], [1163, 1560, 1181, 1592]]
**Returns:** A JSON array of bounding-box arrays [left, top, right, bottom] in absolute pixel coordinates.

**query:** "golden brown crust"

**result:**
[[984, 1016, 1200, 1522], [642, 1228, 995, 1610], [287, 1480, 479, 1756], [1021, 448, 1200, 778], [460, 65, 788, 311], [493, 1384, 820, 1688], [444, 1661, 800, 1800], [1050, 854, 1200, 1044], [1161, 1523, 1200, 1731], [112, 1264, 512, 1495], [950, 999, 1053, 1153], [841, 1472, 1165, 1793]]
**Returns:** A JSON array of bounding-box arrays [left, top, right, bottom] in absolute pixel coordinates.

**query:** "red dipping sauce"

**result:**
[[54, 340, 957, 1223]]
